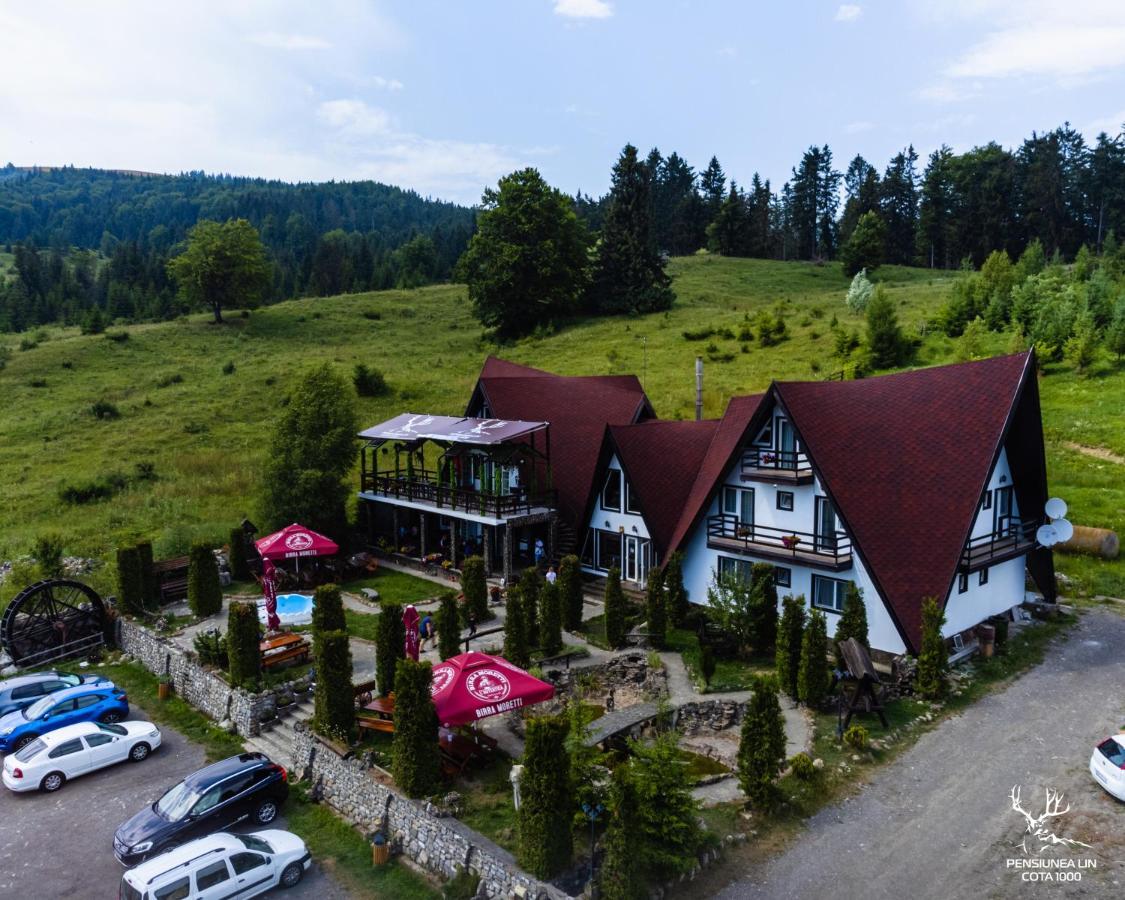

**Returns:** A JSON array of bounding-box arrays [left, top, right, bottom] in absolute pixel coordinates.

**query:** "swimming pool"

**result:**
[[258, 593, 315, 626]]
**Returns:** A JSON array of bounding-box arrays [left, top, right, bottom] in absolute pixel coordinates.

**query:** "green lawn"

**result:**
[[666, 627, 773, 692], [342, 568, 445, 606], [0, 255, 1121, 603]]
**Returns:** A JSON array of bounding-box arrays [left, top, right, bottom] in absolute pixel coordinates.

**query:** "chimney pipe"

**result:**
[[695, 356, 703, 421]]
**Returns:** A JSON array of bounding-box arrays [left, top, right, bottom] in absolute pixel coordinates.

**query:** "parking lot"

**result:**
[[0, 719, 350, 899]]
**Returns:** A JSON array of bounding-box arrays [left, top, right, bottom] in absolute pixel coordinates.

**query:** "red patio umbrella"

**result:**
[[429, 652, 555, 727], [403, 605, 420, 661], [255, 523, 339, 561], [261, 558, 281, 632]]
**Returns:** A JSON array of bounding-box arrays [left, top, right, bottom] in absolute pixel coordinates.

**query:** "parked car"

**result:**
[[2, 720, 161, 793], [1090, 733, 1125, 801], [119, 830, 310, 899], [0, 683, 129, 753], [114, 752, 289, 867], [0, 671, 107, 716]]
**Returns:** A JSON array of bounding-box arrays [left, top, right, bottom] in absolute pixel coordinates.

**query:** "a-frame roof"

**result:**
[[606, 419, 720, 554], [471, 357, 655, 527], [774, 351, 1038, 651]]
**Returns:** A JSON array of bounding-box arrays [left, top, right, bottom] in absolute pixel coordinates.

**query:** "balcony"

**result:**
[[361, 470, 556, 521], [960, 520, 1039, 571], [740, 448, 813, 483], [707, 514, 853, 570]]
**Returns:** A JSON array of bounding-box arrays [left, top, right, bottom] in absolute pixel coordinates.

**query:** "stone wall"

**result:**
[[291, 723, 565, 899], [117, 618, 298, 737], [674, 699, 745, 735]]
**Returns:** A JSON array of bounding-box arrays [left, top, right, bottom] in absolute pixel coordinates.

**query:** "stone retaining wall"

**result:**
[[117, 618, 292, 737], [674, 699, 745, 735], [291, 723, 564, 899]]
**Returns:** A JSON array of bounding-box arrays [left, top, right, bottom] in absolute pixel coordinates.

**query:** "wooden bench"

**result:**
[[536, 648, 586, 669], [153, 555, 190, 604], [357, 695, 396, 737], [259, 633, 310, 670]]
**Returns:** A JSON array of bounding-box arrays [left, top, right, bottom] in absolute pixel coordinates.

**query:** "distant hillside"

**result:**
[[0, 165, 476, 329]]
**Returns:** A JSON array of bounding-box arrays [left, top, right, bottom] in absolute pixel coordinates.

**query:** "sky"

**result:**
[[2, 0, 1125, 205]]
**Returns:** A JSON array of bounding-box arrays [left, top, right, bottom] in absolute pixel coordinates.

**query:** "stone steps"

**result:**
[[246, 697, 314, 773]]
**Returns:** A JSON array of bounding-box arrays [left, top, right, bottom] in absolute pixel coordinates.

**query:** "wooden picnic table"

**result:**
[[259, 632, 310, 669], [356, 696, 397, 737]]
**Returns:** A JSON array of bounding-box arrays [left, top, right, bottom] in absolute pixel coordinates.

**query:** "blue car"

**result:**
[[0, 682, 128, 753], [0, 671, 105, 716]]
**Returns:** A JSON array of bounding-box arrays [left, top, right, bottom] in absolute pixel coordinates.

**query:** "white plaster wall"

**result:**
[[587, 455, 651, 540], [943, 555, 1026, 636]]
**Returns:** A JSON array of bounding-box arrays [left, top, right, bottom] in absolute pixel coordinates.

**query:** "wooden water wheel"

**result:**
[[0, 579, 106, 667]]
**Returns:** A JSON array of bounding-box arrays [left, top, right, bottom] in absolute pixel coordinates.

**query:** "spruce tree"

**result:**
[[644, 566, 667, 649], [517, 716, 573, 878], [558, 554, 584, 632], [503, 586, 530, 668], [839, 211, 887, 277], [539, 581, 563, 657], [749, 563, 778, 654], [312, 583, 346, 634], [737, 675, 787, 808], [604, 567, 627, 650], [865, 285, 911, 368], [629, 732, 702, 880], [519, 566, 541, 649], [313, 630, 355, 741], [392, 659, 440, 798], [226, 600, 261, 690], [798, 609, 830, 709], [588, 144, 675, 315], [833, 583, 870, 669], [115, 545, 145, 616], [777, 616, 806, 700], [664, 551, 688, 625], [187, 542, 222, 618], [437, 591, 461, 661], [228, 528, 250, 581], [915, 596, 948, 699], [600, 766, 644, 900], [460, 555, 490, 622], [375, 601, 405, 697]]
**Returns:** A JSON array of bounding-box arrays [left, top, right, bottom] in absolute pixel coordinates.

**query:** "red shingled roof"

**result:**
[[776, 351, 1035, 652], [608, 419, 720, 555], [473, 359, 653, 526], [663, 393, 767, 560]]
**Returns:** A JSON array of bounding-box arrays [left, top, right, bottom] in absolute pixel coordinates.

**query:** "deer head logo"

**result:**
[[1009, 786, 1092, 853]]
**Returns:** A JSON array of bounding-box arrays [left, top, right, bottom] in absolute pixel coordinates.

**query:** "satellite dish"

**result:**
[[1045, 497, 1068, 520], [1036, 524, 1059, 547], [1053, 519, 1074, 543]]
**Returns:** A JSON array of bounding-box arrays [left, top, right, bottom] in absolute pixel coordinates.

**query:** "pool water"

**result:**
[[258, 593, 315, 626]]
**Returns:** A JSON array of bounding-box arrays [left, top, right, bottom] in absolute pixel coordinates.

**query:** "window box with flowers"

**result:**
[[781, 534, 801, 550]]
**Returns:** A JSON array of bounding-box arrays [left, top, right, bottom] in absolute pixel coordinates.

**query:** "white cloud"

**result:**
[[844, 120, 874, 134], [553, 0, 613, 20], [317, 99, 393, 136], [717, 46, 738, 58], [248, 31, 331, 50], [835, 4, 862, 22], [917, 81, 982, 103], [369, 76, 404, 91], [1087, 111, 1125, 135]]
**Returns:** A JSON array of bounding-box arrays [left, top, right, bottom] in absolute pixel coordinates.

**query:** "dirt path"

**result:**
[[1063, 441, 1125, 466], [713, 608, 1125, 900]]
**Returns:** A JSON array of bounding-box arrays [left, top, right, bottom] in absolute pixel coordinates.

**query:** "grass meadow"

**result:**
[[1, 254, 1122, 600]]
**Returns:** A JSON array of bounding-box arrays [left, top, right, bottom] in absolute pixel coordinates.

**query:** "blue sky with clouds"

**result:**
[[2, 1, 1124, 204]]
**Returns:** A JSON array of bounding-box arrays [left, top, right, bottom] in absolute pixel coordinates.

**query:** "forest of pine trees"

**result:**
[[3, 120, 1125, 332]]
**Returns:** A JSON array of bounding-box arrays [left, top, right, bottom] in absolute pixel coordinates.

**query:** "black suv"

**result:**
[[113, 753, 288, 866]]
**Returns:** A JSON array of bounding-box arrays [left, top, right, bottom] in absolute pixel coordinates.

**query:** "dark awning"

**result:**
[[358, 413, 548, 446]]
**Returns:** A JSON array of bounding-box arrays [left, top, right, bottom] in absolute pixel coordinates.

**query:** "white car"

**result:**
[[2, 720, 161, 793], [1090, 733, 1125, 801], [120, 830, 311, 899]]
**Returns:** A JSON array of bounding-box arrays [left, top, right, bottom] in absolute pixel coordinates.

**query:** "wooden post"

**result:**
[[419, 512, 427, 559], [483, 524, 493, 575], [548, 513, 559, 567], [392, 507, 400, 552], [451, 518, 460, 570], [502, 525, 513, 586]]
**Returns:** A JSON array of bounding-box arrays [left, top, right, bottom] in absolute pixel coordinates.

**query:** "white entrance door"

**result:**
[[623, 537, 650, 585]]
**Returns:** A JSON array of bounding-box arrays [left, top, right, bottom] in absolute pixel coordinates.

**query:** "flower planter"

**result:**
[[157, 680, 172, 700]]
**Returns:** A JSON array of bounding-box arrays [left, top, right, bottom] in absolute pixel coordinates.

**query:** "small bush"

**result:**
[[193, 629, 229, 668], [183, 421, 209, 435], [91, 400, 121, 420], [221, 360, 236, 375], [790, 752, 817, 780], [133, 460, 158, 482], [353, 363, 389, 397], [700, 644, 716, 686], [18, 338, 38, 351], [361, 309, 382, 321], [156, 372, 183, 388], [682, 326, 716, 341], [33, 532, 66, 577], [59, 472, 128, 504], [843, 724, 869, 751], [105, 331, 130, 343], [443, 868, 481, 900], [29, 377, 47, 388]]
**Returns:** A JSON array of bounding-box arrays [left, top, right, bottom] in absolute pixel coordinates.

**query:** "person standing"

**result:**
[[545, 565, 557, 585], [534, 538, 545, 568]]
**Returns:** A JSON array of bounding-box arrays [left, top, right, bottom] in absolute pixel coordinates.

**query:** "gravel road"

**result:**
[[715, 606, 1125, 900]]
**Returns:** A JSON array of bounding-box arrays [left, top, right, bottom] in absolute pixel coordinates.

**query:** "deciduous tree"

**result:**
[[166, 218, 270, 323]]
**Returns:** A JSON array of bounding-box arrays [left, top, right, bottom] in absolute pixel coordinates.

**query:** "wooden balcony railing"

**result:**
[[741, 448, 813, 478], [960, 519, 1039, 570], [707, 514, 852, 567], [361, 470, 556, 519]]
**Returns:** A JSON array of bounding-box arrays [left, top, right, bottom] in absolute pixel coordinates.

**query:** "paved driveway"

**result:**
[[717, 607, 1125, 900], [0, 722, 349, 899]]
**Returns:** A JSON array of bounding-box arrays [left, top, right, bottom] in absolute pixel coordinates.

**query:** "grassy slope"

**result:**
[[0, 255, 1121, 598]]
